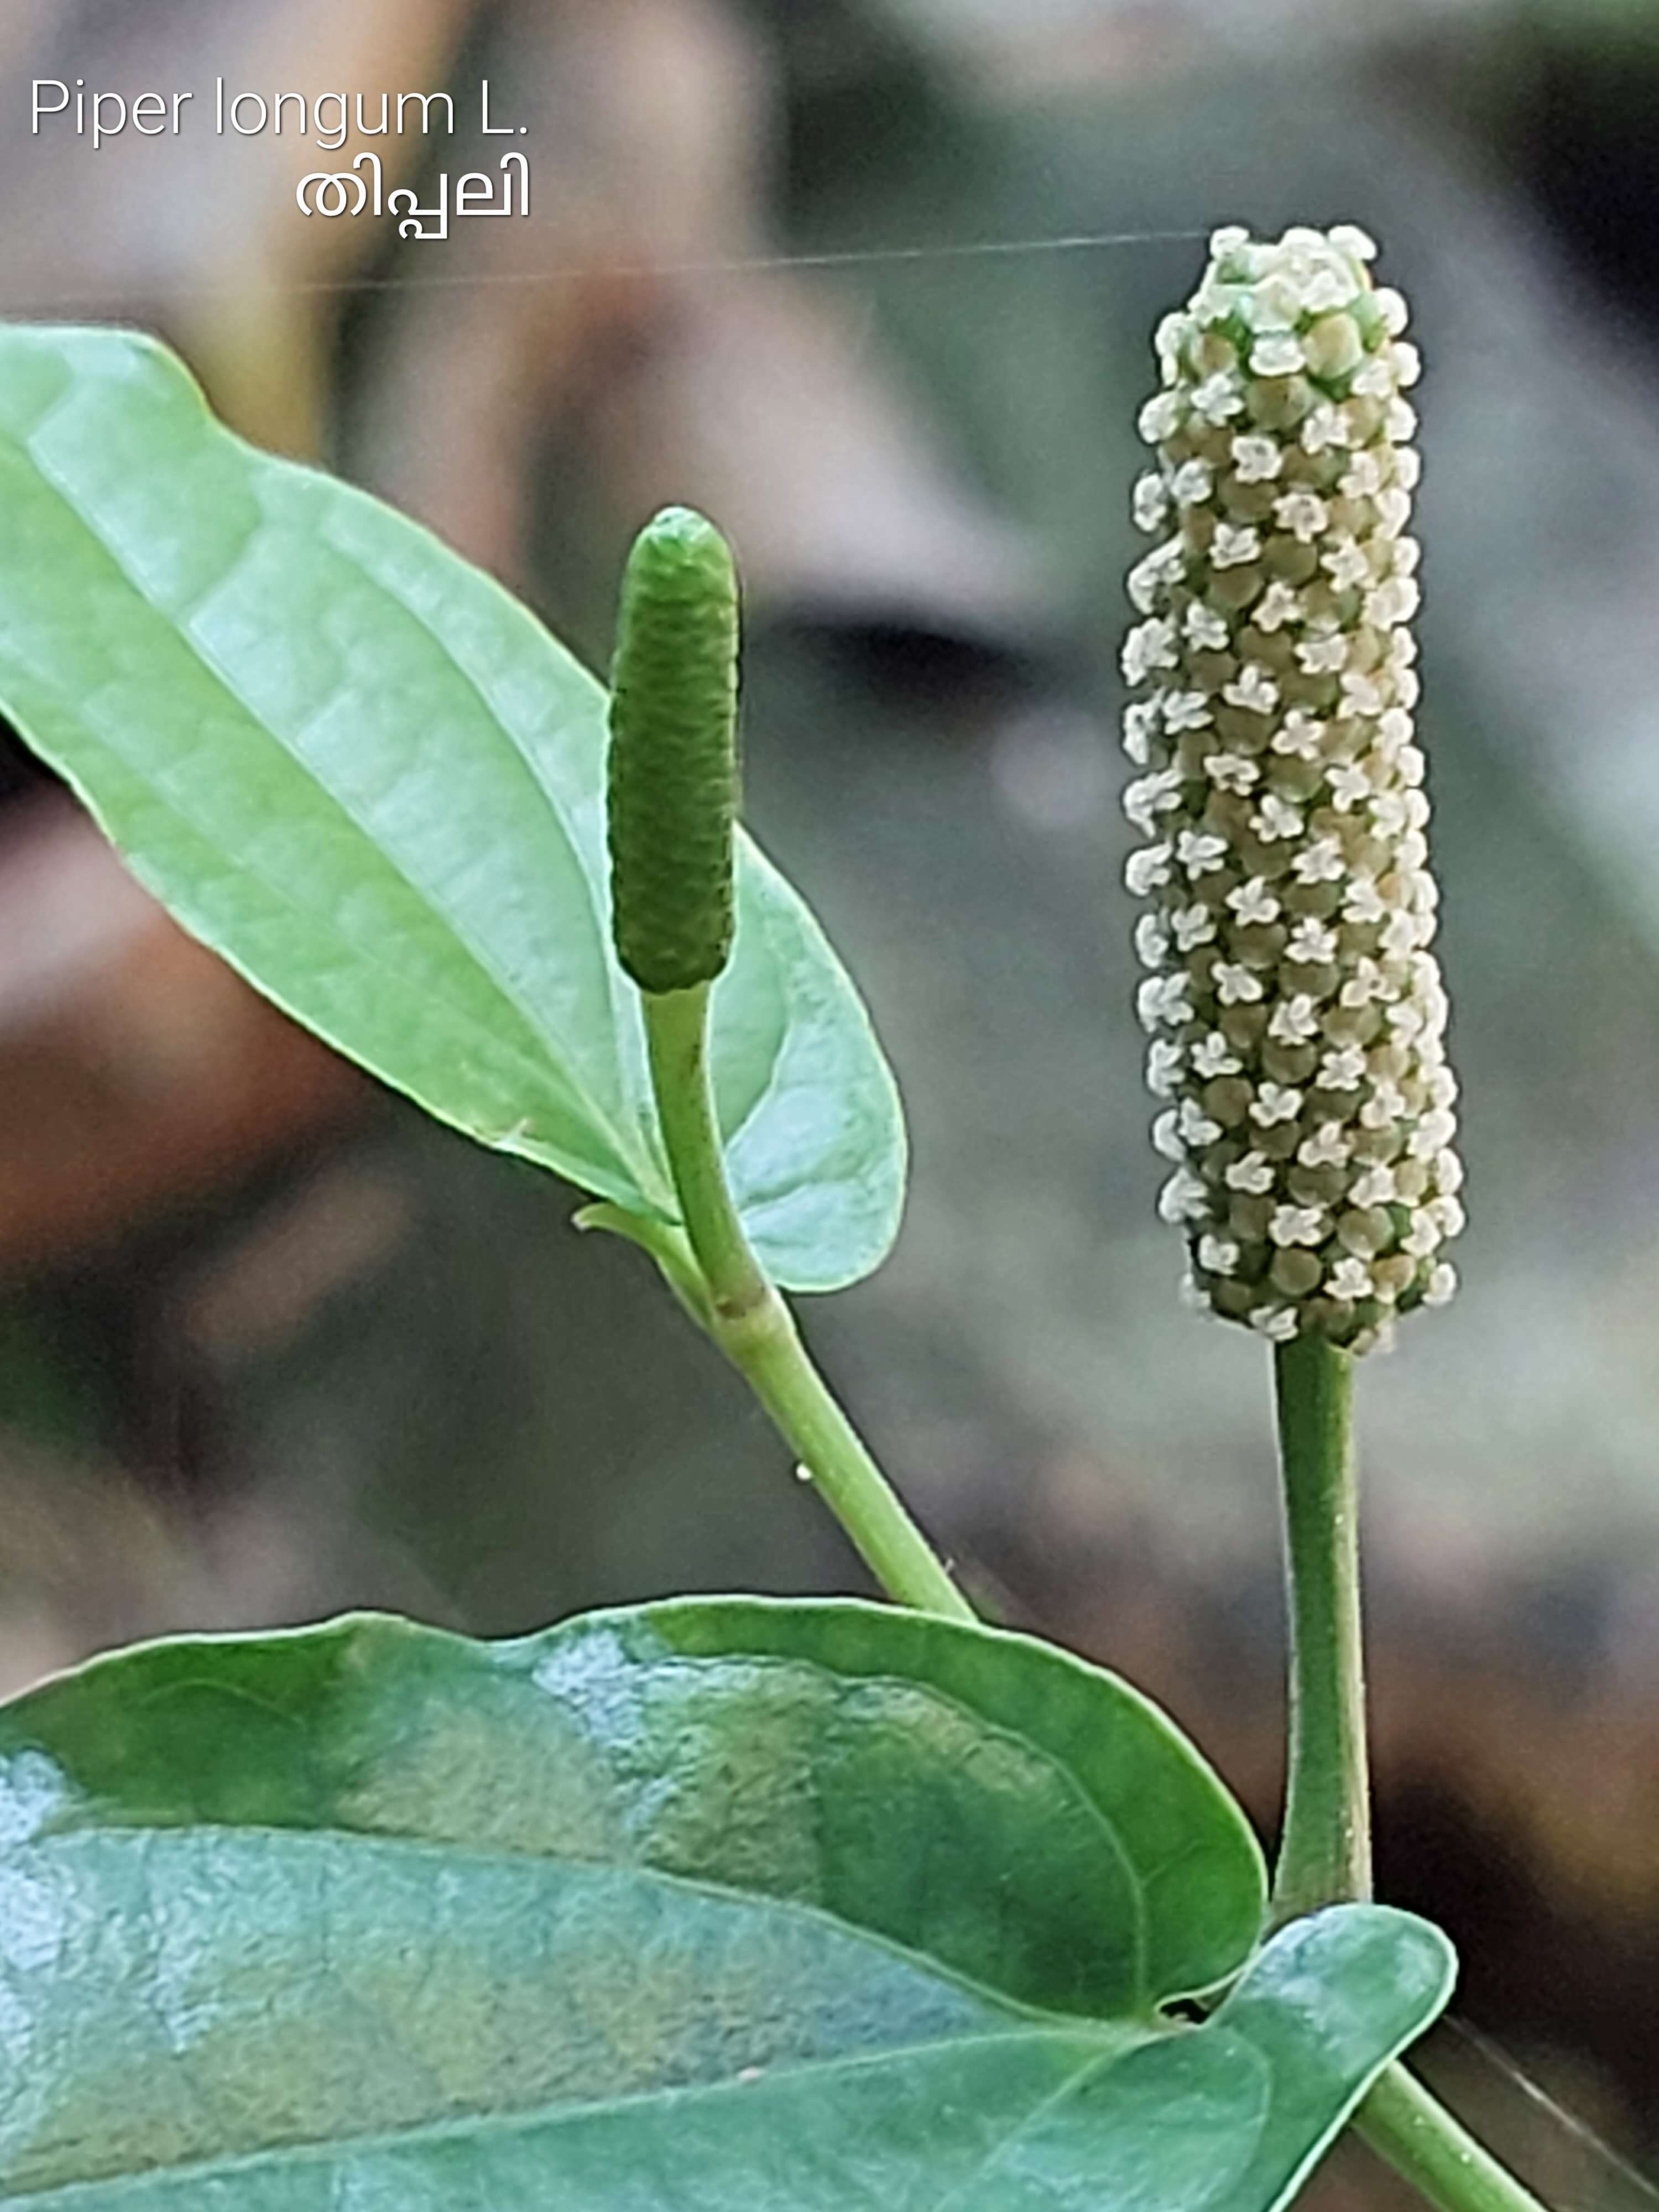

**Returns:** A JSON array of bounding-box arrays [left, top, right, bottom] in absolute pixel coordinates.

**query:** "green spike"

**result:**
[[606, 505, 740, 996]]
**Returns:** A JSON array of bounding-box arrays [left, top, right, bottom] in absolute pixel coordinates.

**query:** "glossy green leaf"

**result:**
[[0, 1600, 1453, 2208], [0, 324, 903, 1290]]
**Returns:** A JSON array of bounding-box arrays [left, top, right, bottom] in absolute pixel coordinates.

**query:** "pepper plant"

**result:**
[[0, 231, 1557, 2211]]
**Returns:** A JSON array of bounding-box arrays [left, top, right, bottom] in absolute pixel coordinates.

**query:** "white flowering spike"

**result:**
[[1122, 223, 1460, 1355]]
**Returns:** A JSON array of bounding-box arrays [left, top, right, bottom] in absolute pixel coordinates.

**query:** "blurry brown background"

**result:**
[[0, 2, 1656, 2202]]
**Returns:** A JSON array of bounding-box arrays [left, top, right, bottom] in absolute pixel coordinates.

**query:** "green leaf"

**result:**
[[0, 1600, 1453, 2208], [0, 324, 903, 1291]]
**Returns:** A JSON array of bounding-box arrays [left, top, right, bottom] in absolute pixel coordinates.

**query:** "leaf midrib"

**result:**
[[1, 379, 660, 1207], [25, 1818, 1126, 2032], [4, 2020, 1136, 2206]]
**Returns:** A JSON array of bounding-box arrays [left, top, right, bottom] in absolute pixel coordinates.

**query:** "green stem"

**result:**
[[1269, 1337, 1554, 2209], [1357, 2063, 1552, 2212], [1270, 1334, 1370, 1926], [643, 982, 973, 1621]]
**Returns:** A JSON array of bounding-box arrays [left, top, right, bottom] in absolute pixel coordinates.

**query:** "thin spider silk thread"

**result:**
[[0, 225, 1211, 311], [0, 204, 1650, 2201], [1437, 2016, 1659, 2207]]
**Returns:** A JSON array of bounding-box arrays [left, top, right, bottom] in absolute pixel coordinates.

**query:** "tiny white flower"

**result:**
[[1138, 972, 1194, 1030], [1340, 670, 1386, 718], [1185, 601, 1232, 651], [1272, 710, 1327, 760], [1162, 690, 1215, 735], [1339, 451, 1385, 499], [1192, 373, 1244, 425], [1211, 522, 1262, 570], [1299, 1120, 1352, 1168], [1214, 961, 1265, 1006], [1286, 917, 1338, 964], [1328, 1255, 1373, 1301], [1391, 340, 1422, 388], [1360, 1079, 1407, 1129], [1223, 664, 1280, 714], [1133, 473, 1171, 532], [1134, 913, 1171, 968], [1369, 790, 1411, 837], [1171, 903, 1218, 952], [1343, 875, 1387, 925], [1197, 1233, 1241, 1275], [1158, 1167, 1211, 1224], [1327, 761, 1373, 812], [1154, 311, 1193, 375], [1124, 768, 1186, 834], [1209, 224, 1251, 257], [1226, 1150, 1276, 1194], [1376, 707, 1413, 758], [1176, 830, 1229, 877], [1123, 617, 1179, 684], [1385, 397, 1417, 444], [1302, 265, 1357, 314], [1138, 390, 1183, 443], [1428, 1194, 1466, 1239], [1423, 1262, 1457, 1307], [1204, 752, 1259, 795], [1401, 1214, 1441, 1259], [1126, 542, 1183, 614], [1171, 457, 1214, 507], [1232, 434, 1284, 484], [1146, 1039, 1184, 1096], [1125, 843, 1173, 895], [1251, 332, 1305, 378], [1274, 490, 1329, 543], [1381, 908, 1422, 958], [1350, 1163, 1396, 1207], [1349, 356, 1395, 401], [1269, 992, 1321, 1045], [1253, 793, 1305, 843], [1375, 485, 1411, 535], [1254, 581, 1302, 633], [1322, 537, 1372, 592], [1329, 223, 1378, 262], [1228, 877, 1281, 926], [1270, 1203, 1327, 1247], [1251, 1305, 1300, 1341], [1251, 1082, 1303, 1126], [1152, 1109, 1186, 1161], [1301, 401, 1350, 453], [1365, 576, 1421, 629], [1339, 957, 1388, 1008], [1178, 1096, 1222, 1146], [1319, 1042, 1367, 1089], [1408, 1108, 1458, 1159], [1122, 698, 1161, 764], [1292, 836, 1345, 886], [1296, 633, 1350, 677], [1193, 1031, 1243, 1078], [1251, 275, 1305, 330]]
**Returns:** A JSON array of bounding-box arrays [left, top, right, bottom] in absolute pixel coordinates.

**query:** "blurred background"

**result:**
[[0, 0, 1655, 2200]]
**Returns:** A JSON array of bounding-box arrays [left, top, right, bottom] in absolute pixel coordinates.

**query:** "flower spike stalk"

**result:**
[[602, 506, 973, 1623], [1123, 223, 1462, 1355]]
